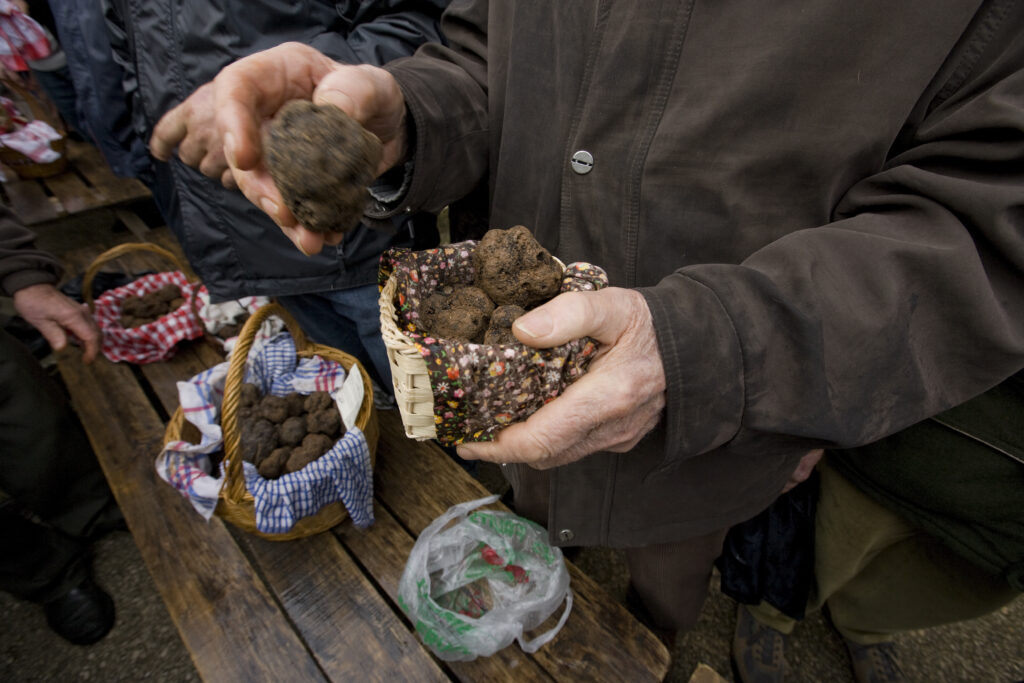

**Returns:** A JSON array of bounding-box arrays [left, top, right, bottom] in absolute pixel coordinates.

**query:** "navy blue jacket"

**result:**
[[65, 0, 449, 301]]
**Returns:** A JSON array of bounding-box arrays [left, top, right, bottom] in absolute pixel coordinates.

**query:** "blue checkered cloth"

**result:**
[[157, 332, 374, 533]]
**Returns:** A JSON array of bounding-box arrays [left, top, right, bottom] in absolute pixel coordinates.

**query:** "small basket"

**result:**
[[85, 242, 206, 363], [83, 242, 199, 316], [164, 302, 379, 540], [0, 74, 67, 179], [379, 272, 441, 439], [380, 244, 602, 444]]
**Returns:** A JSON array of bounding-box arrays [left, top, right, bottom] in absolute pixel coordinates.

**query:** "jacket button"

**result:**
[[570, 150, 594, 175], [558, 528, 575, 542]]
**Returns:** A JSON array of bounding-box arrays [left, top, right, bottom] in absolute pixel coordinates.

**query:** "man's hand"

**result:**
[[149, 42, 409, 257], [781, 448, 823, 494], [456, 288, 666, 469], [149, 82, 233, 185], [13, 283, 101, 363]]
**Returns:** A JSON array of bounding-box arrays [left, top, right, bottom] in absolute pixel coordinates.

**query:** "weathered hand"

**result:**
[[13, 283, 101, 363], [150, 82, 232, 183], [151, 42, 409, 257], [456, 287, 666, 469]]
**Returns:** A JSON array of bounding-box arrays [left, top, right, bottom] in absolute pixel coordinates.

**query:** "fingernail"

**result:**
[[514, 310, 553, 338], [224, 132, 237, 167], [456, 445, 478, 460]]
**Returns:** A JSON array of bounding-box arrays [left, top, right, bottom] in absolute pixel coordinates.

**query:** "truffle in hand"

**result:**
[[264, 100, 383, 235]]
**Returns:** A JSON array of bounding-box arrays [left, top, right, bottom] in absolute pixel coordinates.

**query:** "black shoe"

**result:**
[[44, 577, 115, 645]]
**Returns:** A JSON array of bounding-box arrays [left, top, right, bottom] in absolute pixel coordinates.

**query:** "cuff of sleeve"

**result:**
[[3, 270, 58, 297], [639, 273, 745, 464]]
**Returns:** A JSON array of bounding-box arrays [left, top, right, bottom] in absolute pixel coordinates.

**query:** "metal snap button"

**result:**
[[570, 150, 594, 175]]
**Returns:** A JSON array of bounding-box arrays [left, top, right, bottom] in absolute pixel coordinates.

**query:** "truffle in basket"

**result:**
[[380, 225, 609, 445], [234, 383, 346, 480], [120, 284, 184, 328], [417, 226, 563, 344]]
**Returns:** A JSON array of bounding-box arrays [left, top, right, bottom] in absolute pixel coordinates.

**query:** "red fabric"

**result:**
[[92, 271, 205, 364], [0, 6, 51, 71]]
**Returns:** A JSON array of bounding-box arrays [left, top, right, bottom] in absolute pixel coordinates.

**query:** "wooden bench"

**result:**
[[54, 228, 672, 682], [0, 138, 152, 228]]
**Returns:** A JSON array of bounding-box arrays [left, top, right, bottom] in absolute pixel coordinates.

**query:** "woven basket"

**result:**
[[83, 242, 201, 320], [378, 256, 566, 441], [0, 74, 67, 179], [164, 302, 379, 540]]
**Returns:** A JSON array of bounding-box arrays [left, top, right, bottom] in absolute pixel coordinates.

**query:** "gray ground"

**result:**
[[1, 208, 1022, 682]]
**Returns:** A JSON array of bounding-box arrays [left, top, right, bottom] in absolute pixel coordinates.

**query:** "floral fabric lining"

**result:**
[[380, 240, 608, 445]]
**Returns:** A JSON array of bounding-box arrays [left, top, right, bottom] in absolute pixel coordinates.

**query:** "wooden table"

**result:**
[[0, 138, 151, 228], [54, 231, 671, 682]]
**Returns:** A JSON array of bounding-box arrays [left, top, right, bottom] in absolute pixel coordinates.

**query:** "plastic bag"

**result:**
[[398, 495, 573, 661]]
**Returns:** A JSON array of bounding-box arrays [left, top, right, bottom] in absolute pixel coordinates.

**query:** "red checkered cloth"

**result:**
[[92, 271, 205, 364]]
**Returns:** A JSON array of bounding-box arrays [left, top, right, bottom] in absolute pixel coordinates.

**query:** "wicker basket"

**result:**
[[0, 74, 67, 179], [83, 242, 200, 319], [378, 256, 566, 442], [164, 302, 379, 540]]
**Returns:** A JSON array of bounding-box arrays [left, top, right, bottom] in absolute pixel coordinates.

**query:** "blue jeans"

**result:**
[[277, 285, 393, 396]]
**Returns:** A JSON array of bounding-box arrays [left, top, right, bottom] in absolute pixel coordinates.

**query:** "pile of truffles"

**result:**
[[215, 312, 250, 340], [264, 100, 382, 235], [120, 284, 184, 328], [420, 226, 562, 344], [235, 383, 345, 480]]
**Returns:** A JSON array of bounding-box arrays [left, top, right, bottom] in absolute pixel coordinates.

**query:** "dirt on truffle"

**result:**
[[120, 284, 184, 328], [419, 226, 562, 344], [235, 385, 346, 480], [264, 100, 383, 235]]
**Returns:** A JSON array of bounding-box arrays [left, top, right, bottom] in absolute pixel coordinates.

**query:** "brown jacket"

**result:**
[[379, 1, 1024, 546], [0, 206, 61, 297]]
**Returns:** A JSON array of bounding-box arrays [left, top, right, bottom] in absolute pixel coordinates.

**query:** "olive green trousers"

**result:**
[[747, 460, 1020, 644]]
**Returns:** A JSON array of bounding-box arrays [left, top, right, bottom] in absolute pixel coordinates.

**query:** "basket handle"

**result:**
[[220, 301, 309, 499], [83, 242, 192, 308]]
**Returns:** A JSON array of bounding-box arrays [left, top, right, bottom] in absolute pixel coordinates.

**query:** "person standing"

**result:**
[[1, 205, 121, 645]]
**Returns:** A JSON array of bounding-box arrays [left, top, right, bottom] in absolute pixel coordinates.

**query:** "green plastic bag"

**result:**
[[398, 495, 573, 661]]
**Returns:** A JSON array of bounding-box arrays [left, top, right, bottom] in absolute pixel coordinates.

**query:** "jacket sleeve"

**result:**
[[0, 206, 62, 296], [643, 3, 1024, 463], [310, 0, 450, 66], [377, 0, 490, 216]]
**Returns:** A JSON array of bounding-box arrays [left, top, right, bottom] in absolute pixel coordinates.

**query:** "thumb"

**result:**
[[512, 288, 631, 349]]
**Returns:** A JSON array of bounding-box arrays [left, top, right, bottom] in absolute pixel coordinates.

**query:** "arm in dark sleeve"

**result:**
[[645, 6, 1024, 464], [0, 206, 62, 296], [374, 0, 490, 216], [310, 0, 450, 66]]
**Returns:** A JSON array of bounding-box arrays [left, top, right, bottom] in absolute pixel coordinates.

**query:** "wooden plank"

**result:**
[[371, 410, 671, 682], [68, 139, 151, 205], [235, 530, 450, 682], [41, 169, 108, 214], [337, 503, 552, 682], [114, 207, 153, 240], [129, 313, 446, 682], [2, 176, 62, 224], [56, 348, 328, 683]]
